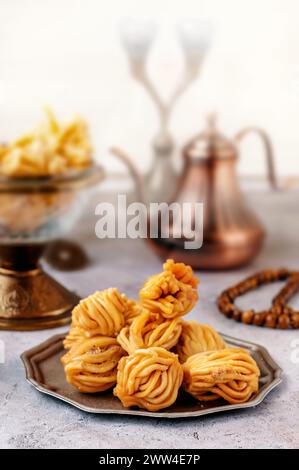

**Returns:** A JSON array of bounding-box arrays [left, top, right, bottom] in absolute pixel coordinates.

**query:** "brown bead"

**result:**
[[222, 293, 230, 301], [242, 310, 254, 324], [259, 272, 268, 283], [245, 279, 256, 289], [278, 268, 291, 279], [265, 313, 277, 328], [277, 314, 290, 329], [282, 305, 292, 315], [224, 303, 234, 315], [271, 305, 283, 316], [232, 309, 242, 321], [253, 312, 266, 326], [228, 288, 238, 298], [291, 313, 299, 328], [235, 285, 244, 295]]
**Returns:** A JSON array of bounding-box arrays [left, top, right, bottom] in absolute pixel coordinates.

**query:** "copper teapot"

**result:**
[[111, 115, 278, 269]]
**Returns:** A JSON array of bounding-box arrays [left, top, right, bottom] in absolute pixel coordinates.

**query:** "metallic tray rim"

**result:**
[[21, 333, 283, 419]]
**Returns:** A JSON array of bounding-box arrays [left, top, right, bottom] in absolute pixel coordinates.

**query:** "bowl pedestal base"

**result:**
[[0, 243, 79, 330]]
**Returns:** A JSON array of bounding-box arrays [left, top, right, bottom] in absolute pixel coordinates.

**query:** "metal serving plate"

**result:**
[[21, 333, 282, 419]]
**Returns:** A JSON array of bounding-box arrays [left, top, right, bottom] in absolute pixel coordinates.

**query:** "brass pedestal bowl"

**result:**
[[0, 166, 104, 330]]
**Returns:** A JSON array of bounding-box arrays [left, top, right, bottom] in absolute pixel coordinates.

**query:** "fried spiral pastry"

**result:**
[[72, 288, 126, 337], [183, 348, 260, 404], [163, 259, 199, 289], [61, 336, 125, 393], [140, 271, 198, 319], [63, 325, 86, 350], [114, 347, 183, 411], [176, 321, 226, 363], [124, 298, 143, 326], [117, 310, 182, 354]]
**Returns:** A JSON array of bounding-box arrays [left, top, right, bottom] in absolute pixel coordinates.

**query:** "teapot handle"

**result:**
[[234, 127, 279, 190]]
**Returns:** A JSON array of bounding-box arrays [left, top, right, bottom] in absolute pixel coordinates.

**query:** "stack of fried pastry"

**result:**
[[117, 259, 199, 356], [62, 288, 132, 392], [61, 259, 260, 411]]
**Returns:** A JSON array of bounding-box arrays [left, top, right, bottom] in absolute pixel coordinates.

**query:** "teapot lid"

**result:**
[[183, 114, 237, 160]]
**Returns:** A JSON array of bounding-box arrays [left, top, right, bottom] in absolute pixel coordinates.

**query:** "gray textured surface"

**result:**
[[0, 187, 299, 449]]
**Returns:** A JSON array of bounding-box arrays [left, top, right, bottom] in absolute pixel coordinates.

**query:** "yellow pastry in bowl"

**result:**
[[117, 310, 182, 354], [0, 108, 92, 178], [61, 336, 125, 393], [176, 321, 226, 363], [183, 348, 260, 404], [114, 347, 183, 411]]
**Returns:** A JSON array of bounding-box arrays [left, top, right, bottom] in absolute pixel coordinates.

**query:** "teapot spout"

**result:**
[[110, 147, 146, 204]]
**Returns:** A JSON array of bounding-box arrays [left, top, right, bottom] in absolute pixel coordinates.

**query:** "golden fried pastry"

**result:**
[[117, 310, 182, 354], [163, 259, 199, 289], [140, 271, 198, 319], [0, 137, 53, 177], [183, 348, 260, 404], [63, 325, 86, 350], [0, 144, 7, 160], [0, 109, 92, 178], [124, 298, 143, 326], [114, 347, 183, 411], [42, 108, 92, 170], [72, 288, 126, 337], [176, 321, 226, 363], [61, 336, 125, 393]]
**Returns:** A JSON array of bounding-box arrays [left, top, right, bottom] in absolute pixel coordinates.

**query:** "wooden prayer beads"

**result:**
[[217, 269, 299, 329]]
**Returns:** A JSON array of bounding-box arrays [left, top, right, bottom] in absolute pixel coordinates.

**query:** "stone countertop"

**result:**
[[0, 188, 298, 449]]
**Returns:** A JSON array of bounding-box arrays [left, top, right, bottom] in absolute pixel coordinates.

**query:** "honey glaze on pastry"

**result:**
[[183, 348, 260, 404], [114, 347, 183, 411], [163, 259, 199, 289], [117, 310, 182, 354], [61, 336, 125, 393], [140, 271, 198, 319], [176, 321, 226, 363], [71, 288, 127, 337]]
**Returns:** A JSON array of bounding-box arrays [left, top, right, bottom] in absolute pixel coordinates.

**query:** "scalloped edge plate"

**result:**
[[21, 333, 282, 419]]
